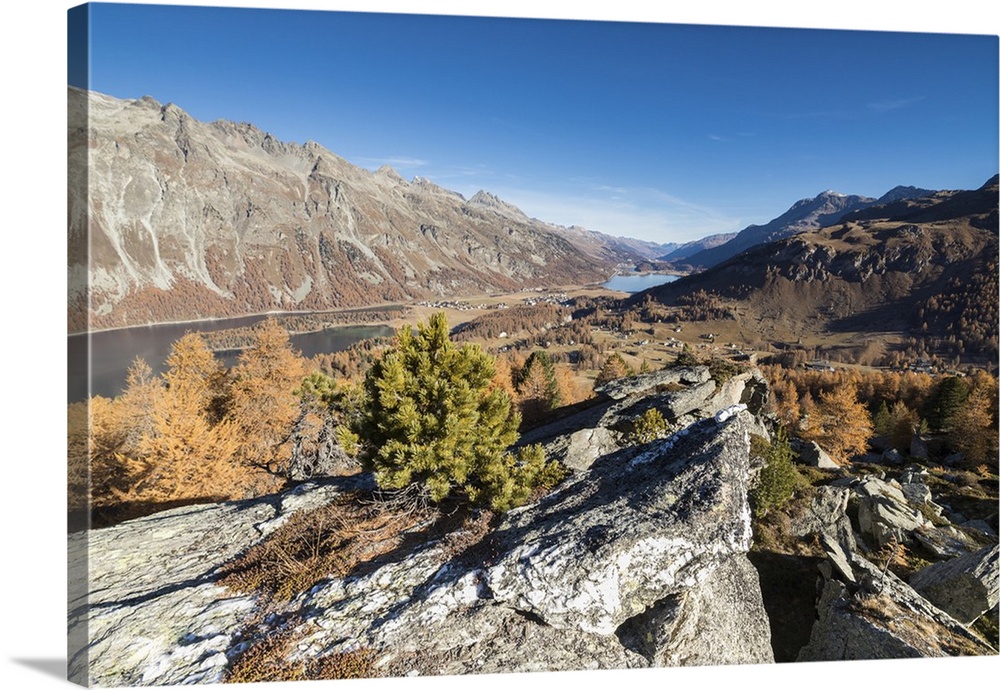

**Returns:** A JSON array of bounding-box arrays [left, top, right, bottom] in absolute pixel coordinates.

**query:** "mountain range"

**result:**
[[636, 175, 999, 364], [657, 232, 738, 263], [69, 86, 998, 353], [69, 88, 637, 331], [669, 186, 936, 270]]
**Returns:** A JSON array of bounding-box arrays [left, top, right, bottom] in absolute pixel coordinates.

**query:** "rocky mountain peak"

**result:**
[[878, 185, 935, 204], [373, 164, 407, 184], [792, 190, 874, 215], [467, 189, 530, 221], [134, 94, 162, 110], [159, 101, 187, 118], [666, 181, 952, 271], [412, 176, 467, 201], [69, 88, 614, 331]]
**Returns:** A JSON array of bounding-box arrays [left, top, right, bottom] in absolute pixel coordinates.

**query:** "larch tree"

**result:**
[[490, 354, 518, 404], [67, 400, 91, 514], [555, 364, 587, 406], [88, 358, 163, 508], [769, 375, 802, 429], [228, 320, 309, 494], [516, 350, 562, 423], [887, 401, 919, 452], [135, 333, 243, 502], [801, 384, 873, 465], [594, 352, 633, 387], [950, 384, 998, 469]]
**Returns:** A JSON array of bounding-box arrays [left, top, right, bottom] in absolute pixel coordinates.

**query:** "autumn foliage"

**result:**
[[949, 376, 1000, 467], [81, 322, 319, 523], [72, 313, 578, 525], [764, 364, 998, 469], [594, 352, 634, 388], [799, 384, 873, 465]]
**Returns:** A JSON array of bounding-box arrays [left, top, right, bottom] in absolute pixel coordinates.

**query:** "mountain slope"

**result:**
[[68, 88, 617, 331], [680, 186, 934, 270], [635, 177, 999, 363], [658, 232, 738, 262], [546, 224, 675, 265]]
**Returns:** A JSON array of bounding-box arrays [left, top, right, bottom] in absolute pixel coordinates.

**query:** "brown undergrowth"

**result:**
[[217, 488, 439, 600], [224, 607, 381, 684], [219, 488, 501, 682], [848, 591, 990, 656]]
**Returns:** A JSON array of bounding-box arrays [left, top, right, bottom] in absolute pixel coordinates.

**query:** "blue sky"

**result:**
[[75, 1, 998, 244], [1, 5, 998, 690]]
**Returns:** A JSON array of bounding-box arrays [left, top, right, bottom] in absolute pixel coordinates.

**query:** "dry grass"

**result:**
[[220, 493, 505, 682], [438, 508, 497, 561], [218, 490, 437, 600], [225, 623, 380, 684], [848, 592, 990, 657]]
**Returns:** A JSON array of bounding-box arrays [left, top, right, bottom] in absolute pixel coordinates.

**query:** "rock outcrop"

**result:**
[[791, 485, 856, 552], [798, 552, 996, 661], [797, 539, 996, 660], [791, 463, 998, 661], [69, 408, 772, 686], [518, 365, 769, 471], [842, 474, 983, 559], [798, 441, 838, 469], [909, 545, 999, 625], [68, 475, 376, 686]]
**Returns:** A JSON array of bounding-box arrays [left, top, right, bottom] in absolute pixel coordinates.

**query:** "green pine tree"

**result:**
[[623, 408, 669, 445], [923, 376, 971, 432], [750, 427, 798, 519], [355, 313, 563, 511], [674, 343, 700, 367], [873, 401, 891, 437]]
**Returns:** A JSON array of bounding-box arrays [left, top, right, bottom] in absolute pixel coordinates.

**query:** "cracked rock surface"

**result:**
[[71, 411, 772, 685]]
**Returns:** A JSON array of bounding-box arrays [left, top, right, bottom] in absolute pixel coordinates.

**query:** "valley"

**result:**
[[69, 85, 999, 682], [71, 86, 997, 381]]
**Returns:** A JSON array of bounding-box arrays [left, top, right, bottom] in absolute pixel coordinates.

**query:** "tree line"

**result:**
[[70, 315, 575, 526], [764, 365, 998, 468], [70, 321, 313, 524]]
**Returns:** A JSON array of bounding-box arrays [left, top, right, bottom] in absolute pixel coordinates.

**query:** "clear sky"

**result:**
[[1, 6, 999, 690], [74, 1, 998, 244]]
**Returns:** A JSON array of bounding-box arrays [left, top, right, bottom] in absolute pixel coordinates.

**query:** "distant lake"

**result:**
[[603, 273, 679, 293], [68, 317, 394, 403]]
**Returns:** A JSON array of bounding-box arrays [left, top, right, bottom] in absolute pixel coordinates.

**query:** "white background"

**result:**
[[2, 1, 998, 689]]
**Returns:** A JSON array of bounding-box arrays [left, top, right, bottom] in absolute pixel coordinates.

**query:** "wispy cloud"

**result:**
[[487, 184, 744, 244], [772, 97, 924, 121], [425, 164, 515, 188], [594, 184, 629, 200], [356, 156, 430, 170], [866, 96, 924, 114], [349, 161, 746, 243]]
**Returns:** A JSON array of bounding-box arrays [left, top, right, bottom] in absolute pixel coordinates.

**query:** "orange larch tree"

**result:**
[[801, 384, 873, 465], [227, 320, 310, 493]]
